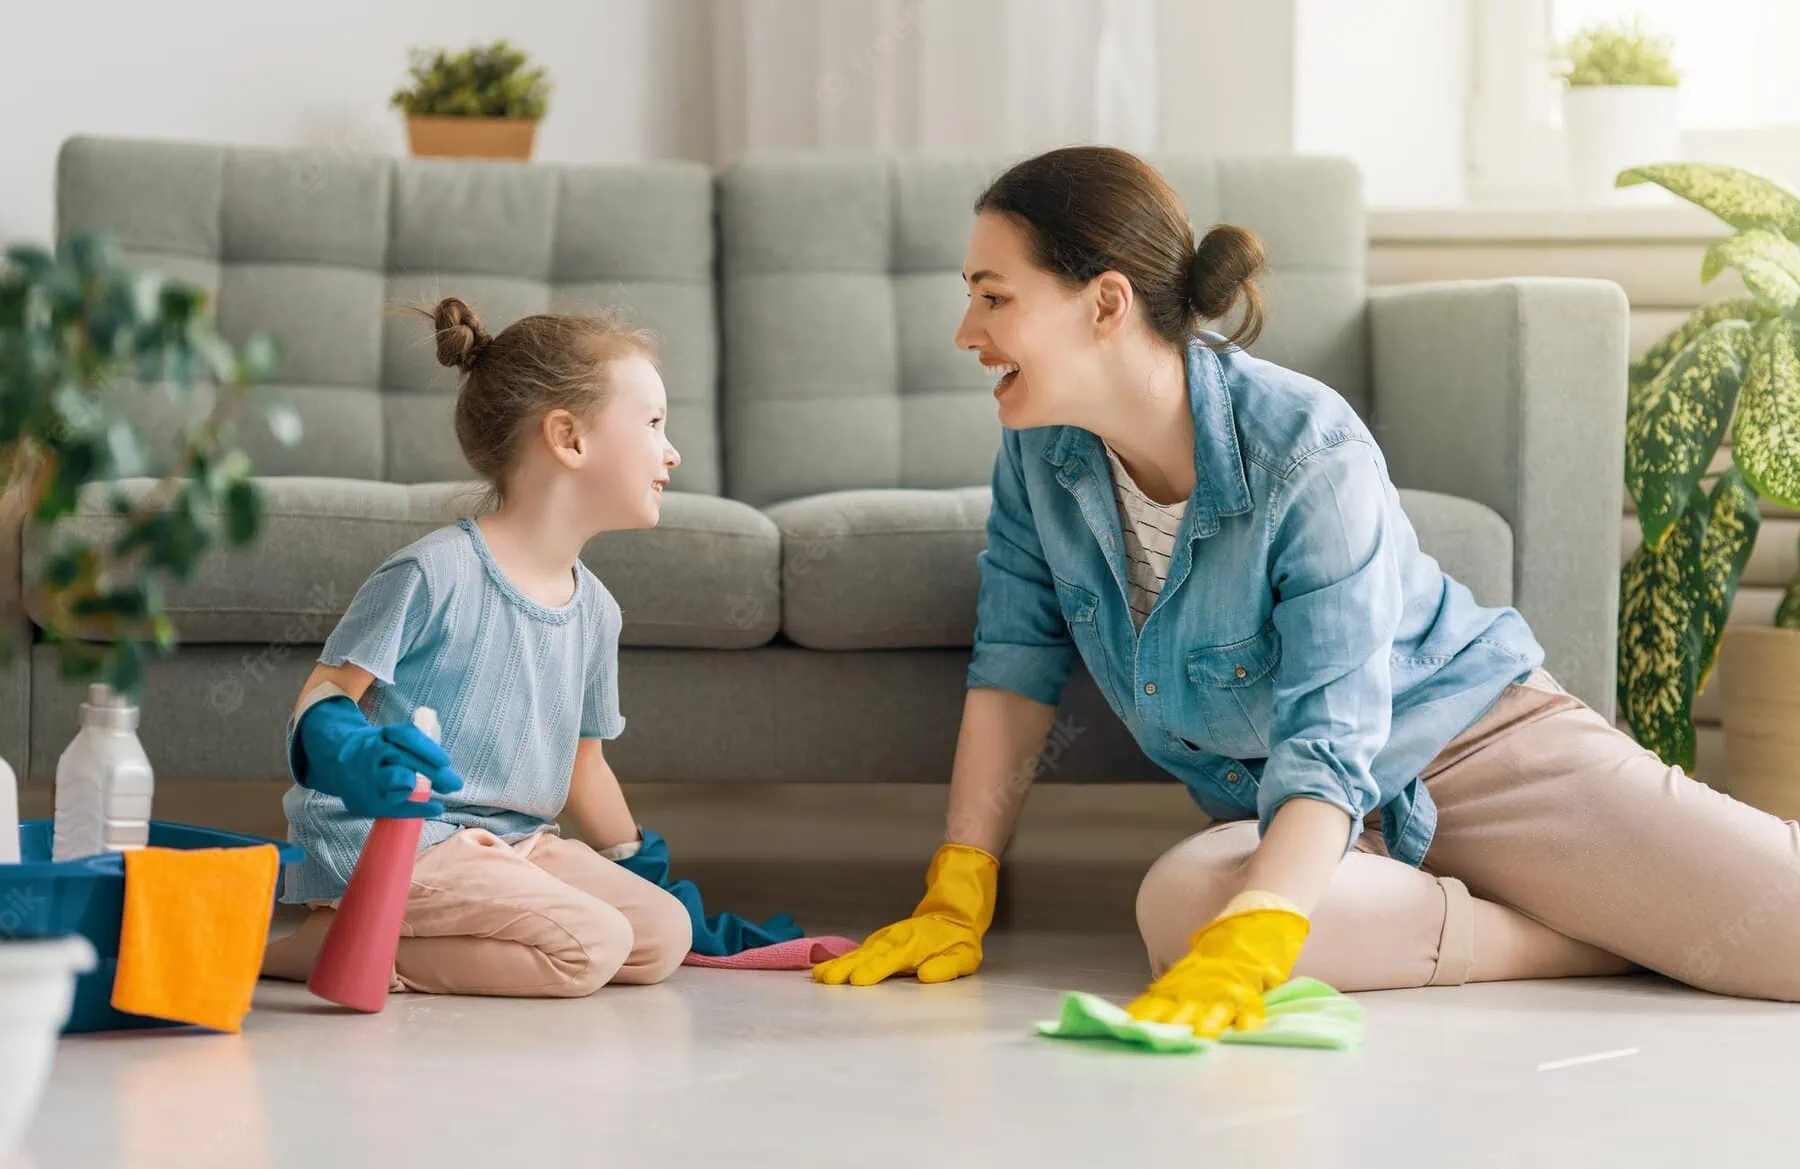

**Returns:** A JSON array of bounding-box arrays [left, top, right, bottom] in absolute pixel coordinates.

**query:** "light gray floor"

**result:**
[[19, 929, 1800, 1169]]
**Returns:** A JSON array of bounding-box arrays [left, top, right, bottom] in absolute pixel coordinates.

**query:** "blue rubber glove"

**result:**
[[295, 696, 464, 819], [616, 828, 805, 957]]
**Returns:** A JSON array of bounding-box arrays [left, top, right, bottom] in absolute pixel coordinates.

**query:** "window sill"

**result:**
[[1369, 204, 1729, 245]]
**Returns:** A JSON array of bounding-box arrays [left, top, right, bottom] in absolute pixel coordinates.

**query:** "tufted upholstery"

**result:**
[[716, 153, 1368, 506], [55, 136, 722, 492]]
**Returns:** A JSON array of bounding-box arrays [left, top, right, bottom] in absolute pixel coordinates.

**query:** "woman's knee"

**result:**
[[553, 901, 638, 995], [1135, 821, 1259, 975]]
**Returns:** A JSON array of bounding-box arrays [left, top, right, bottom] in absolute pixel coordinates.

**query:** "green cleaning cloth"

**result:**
[[1034, 977, 1364, 1054]]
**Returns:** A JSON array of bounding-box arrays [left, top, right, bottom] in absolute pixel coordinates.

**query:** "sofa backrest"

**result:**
[[716, 153, 1368, 506], [54, 136, 721, 492]]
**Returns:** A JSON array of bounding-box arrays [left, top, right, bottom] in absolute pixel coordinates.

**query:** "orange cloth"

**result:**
[[111, 844, 280, 1033]]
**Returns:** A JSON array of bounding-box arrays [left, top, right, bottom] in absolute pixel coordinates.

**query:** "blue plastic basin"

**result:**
[[2, 820, 304, 1033]]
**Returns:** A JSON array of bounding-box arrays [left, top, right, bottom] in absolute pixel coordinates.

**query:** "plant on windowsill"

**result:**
[[391, 39, 552, 161], [1553, 19, 1681, 203], [1616, 162, 1800, 815], [0, 233, 293, 706]]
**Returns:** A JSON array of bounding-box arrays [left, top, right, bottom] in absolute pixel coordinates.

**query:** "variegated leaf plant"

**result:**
[[1617, 163, 1800, 771]]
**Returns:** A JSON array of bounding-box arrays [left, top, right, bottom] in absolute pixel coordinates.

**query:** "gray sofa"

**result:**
[[6, 136, 1629, 797]]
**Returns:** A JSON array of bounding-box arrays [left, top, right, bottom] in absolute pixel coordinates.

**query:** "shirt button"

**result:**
[[1227, 770, 1241, 784], [1234, 665, 1248, 680], [1143, 682, 1157, 696]]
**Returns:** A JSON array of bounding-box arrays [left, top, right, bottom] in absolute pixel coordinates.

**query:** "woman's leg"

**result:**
[[1419, 671, 1800, 1001], [1136, 819, 1630, 990], [517, 833, 692, 985], [392, 828, 640, 997]]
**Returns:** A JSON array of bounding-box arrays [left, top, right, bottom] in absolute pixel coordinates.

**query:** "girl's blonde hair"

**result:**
[[425, 296, 655, 509]]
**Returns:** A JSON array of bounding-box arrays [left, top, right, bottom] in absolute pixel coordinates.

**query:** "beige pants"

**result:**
[[1136, 671, 1800, 1000], [262, 828, 692, 996]]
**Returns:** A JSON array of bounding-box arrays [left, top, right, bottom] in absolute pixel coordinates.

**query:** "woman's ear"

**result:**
[[542, 408, 585, 468], [1091, 271, 1133, 340]]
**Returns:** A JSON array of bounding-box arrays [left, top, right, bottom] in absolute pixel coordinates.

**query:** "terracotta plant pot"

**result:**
[[405, 116, 538, 160], [1719, 627, 1800, 818]]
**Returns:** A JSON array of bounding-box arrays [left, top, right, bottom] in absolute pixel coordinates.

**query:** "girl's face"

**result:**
[[574, 354, 680, 531], [953, 211, 1115, 432]]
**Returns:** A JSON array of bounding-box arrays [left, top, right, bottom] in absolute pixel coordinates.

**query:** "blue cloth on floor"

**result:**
[[616, 828, 805, 957]]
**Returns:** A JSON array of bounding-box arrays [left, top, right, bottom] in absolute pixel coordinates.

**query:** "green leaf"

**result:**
[[54, 641, 105, 685], [1625, 318, 1750, 547], [152, 613, 178, 653], [1692, 468, 1761, 694], [224, 480, 261, 545], [234, 333, 281, 384], [1700, 228, 1800, 310], [1618, 163, 1800, 241], [1733, 317, 1800, 510], [1618, 495, 1707, 771], [1629, 298, 1760, 400], [1778, 574, 1800, 631], [102, 640, 145, 701]]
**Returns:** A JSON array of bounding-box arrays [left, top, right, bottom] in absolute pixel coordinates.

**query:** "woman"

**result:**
[[813, 145, 1800, 1034]]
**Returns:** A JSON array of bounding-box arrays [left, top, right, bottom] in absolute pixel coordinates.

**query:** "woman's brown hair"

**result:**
[[973, 145, 1266, 349], [424, 297, 654, 509]]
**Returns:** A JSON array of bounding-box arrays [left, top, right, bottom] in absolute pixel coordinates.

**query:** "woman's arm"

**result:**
[[564, 739, 639, 851], [297, 661, 376, 707], [944, 686, 1061, 856], [1240, 797, 1353, 916]]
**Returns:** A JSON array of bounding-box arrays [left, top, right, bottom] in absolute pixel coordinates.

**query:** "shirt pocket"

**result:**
[[1054, 578, 1115, 707], [1185, 621, 1281, 757]]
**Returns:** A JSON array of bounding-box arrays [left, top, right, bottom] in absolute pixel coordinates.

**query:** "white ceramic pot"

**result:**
[[1563, 85, 1680, 203], [0, 935, 95, 1162]]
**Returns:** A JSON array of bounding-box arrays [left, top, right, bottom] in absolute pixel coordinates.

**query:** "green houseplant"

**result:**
[[1616, 163, 1800, 795], [0, 233, 291, 704], [391, 39, 551, 161], [1554, 20, 1682, 203]]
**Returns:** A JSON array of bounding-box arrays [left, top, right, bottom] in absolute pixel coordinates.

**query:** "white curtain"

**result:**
[[710, 0, 1159, 161]]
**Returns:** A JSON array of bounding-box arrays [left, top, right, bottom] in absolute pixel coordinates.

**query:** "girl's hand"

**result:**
[[297, 696, 463, 819], [1126, 893, 1310, 1037]]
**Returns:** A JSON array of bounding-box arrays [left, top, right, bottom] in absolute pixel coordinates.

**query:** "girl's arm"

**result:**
[[297, 661, 376, 707], [564, 739, 639, 851], [1240, 797, 1353, 916]]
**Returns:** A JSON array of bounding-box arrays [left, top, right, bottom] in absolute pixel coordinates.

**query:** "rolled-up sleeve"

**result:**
[[1257, 438, 1401, 847], [966, 430, 1077, 708]]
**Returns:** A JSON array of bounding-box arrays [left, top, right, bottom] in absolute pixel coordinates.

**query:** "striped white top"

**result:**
[[1104, 445, 1188, 630]]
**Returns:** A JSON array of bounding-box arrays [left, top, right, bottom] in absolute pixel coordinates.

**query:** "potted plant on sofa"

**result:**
[[1554, 19, 1681, 203], [1616, 163, 1800, 811], [391, 39, 551, 161]]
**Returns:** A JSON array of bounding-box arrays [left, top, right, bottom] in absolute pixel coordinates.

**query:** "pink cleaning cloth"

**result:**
[[681, 936, 860, 970]]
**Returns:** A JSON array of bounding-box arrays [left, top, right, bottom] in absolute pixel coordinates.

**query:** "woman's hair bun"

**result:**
[[1187, 224, 1267, 347], [433, 296, 492, 372]]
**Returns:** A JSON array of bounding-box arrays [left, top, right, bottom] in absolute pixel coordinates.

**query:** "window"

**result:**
[[1553, 0, 1800, 129], [1470, 0, 1800, 203]]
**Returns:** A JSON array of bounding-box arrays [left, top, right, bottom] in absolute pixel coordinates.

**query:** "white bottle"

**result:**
[[0, 753, 17, 865], [52, 684, 154, 861]]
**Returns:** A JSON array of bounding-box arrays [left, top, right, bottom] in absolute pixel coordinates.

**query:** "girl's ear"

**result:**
[[542, 408, 584, 467]]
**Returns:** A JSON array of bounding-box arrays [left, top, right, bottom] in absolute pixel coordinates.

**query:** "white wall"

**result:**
[[0, 0, 712, 247], [1158, 0, 1469, 206], [1295, 0, 1468, 205]]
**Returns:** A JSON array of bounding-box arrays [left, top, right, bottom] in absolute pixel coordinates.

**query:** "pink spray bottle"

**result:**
[[308, 706, 440, 1012]]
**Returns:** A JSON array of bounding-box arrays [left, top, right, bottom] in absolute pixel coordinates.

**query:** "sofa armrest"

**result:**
[[1370, 277, 1630, 718]]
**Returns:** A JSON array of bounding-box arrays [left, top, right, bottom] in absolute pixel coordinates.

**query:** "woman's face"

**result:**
[[954, 211, 1109, 431]]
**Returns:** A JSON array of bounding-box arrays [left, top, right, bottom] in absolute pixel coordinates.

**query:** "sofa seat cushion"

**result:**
[[766, 488, 989, 650], [767, 486, 1512, 652], [24, 478, 781, 649]]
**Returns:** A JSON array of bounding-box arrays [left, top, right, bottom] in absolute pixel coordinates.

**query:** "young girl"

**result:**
[[261, 298, 695, 996]]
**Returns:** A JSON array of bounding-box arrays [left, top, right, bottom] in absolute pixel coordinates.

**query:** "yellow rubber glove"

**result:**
[[813, 843, 998, 986], [1127, 891, 1310, 1038]]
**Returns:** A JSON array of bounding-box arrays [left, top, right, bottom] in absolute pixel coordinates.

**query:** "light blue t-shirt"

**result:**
[[280, 517, 625, 903]]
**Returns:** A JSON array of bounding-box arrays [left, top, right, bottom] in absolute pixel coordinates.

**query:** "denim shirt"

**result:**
[[966, 337, 1543, 866]]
